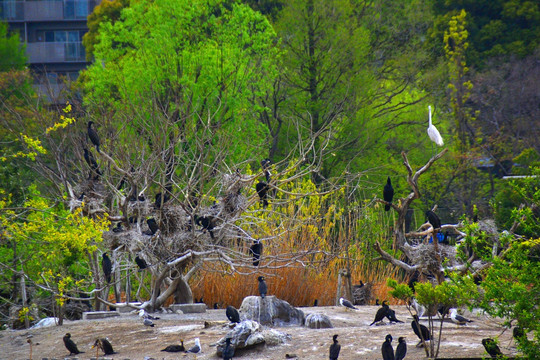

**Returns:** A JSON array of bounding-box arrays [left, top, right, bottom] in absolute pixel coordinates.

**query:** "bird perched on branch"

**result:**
[[339, 297, 357, 310], [427, 105, 443, 147], [101, 252, 112, 284], [329, 334, 341, 360], [87, 121, 101, 153], [144, 218, 159, 236], [92, 338, 116, 355], [411, 315, 431, 347], [449, 308, 473, 325], [256, 159, 272, 208], [250, 240, 263, 266], [370, 300, 390, 325], [195, 215, 215, 240], [63, 333, 84, 356], [395, 337, 407, 360], [258, 276, 267, 298], [426, 210, 441, 230], [154, 192, 170, 209], [161, 339, 185, 352], [383, 177, 394, 211], [226, 305, 240, 323], [83, 148, 101, 178], [135, 255, 148, 270], [381, 334, 394, 360]]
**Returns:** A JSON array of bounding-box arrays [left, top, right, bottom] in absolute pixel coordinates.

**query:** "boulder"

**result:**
[[239, 296, 304, 326], [215, 320, 290, 356], [305, 313, 333, 329]]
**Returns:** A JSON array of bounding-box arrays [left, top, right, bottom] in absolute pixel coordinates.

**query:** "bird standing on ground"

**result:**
[[161, 339, 185, 352], [381, 334, 395, 360], [135, 255, 148, 270], [187, 338, 201, 353], [101, 253, 112, 284], [329, 334, 341, 360], [383, 177, 394, 211], [63, 333, 84, 356], [143, 317, 155, 327], [222, 337, 235, 360], [370, 301, 390, 325], [139, 309, 160, 320], [449, 308, 473, 325], [395, 337, 407, 360], [427, 105, 444, 147], [386, 307, 404, 323], [339, 297, 357, 310], [482, 338, 503, 358], [250, 240, 263, 266], [411, 315, 431, 347], [257, 276, 267, 298], [92, 338, 116, 355], [87, 121, 101, 153], [226, 305, 240, 323]]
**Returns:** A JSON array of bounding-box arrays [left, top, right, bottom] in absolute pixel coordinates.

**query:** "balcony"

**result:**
[[0, 0, 99, 22], [27, 41, 86, 63]]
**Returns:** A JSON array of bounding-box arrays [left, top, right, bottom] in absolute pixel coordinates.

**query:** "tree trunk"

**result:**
[[174, 277, 193, 304]]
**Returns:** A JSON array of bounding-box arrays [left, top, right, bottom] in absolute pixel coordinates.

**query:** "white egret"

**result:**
[[427, 105, 444, 147]]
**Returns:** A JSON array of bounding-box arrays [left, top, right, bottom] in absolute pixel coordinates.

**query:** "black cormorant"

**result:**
[[135, 255, 148, 270], [145, 218, 159, 235], [256, 159, 272, 208], [226, 305, 240, 323], [395, 337, 407, 360], [63, 333, 83, 355], [222, 337, 235, 360], [83, 148, 101, 178], [154, 192, 170, 209], [250, 241, 263, 266], [101, 253, 112, 284], [381, 334, 394, 360], [386, 307, 403, 323], [370, 301, 390, 325], [195, 215, 215, 240], [87, 121, 100, 153], [313, 299, 318, 306], [513, 325, 525, 340], [339, 297, 357, 310], [426, 210, 441, 230], [161, 339, 185, 352], [329, 334, 341, 360], [93, 338, 115, 355], [383, 177, 394, 211], [411, 315, 431, 347], [257, 276, 267, 298], [482, 338, 503, 358]]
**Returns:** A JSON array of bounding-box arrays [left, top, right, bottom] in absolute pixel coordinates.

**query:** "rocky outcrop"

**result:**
[[239, 296, 304, 326], [305, 313, 333, 329], [215, 320, 290, 357]]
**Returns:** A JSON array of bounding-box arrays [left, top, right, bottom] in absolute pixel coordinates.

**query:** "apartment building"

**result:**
[[1, 0, 100, 100]]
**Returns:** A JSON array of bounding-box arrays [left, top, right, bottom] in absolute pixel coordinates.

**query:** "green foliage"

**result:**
[[0, 22, 26, 71], [82, 0, 280, 163], [387, 278, 413, 301]]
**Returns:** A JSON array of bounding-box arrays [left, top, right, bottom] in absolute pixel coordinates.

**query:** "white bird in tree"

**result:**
[[427, 105, 444, 147]]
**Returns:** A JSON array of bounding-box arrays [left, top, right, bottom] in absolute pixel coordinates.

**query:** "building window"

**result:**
[[64, 0, 90, 20]]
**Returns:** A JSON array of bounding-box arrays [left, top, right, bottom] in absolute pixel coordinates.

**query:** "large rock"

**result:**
[[305, 313, 333, 329], [215, 320, 290, 357], [239, 296, 304, 326]]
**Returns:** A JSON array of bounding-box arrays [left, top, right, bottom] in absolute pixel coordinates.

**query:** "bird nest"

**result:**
[[353, 283, 372, 305], [405, 243, 460, 269]]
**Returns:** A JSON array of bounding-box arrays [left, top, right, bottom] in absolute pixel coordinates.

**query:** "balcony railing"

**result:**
[[0, 0, 99, 21], [27, 41, 86, 63]]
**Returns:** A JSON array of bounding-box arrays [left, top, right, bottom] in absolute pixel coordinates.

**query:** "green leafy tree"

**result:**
[[0, 21, 26, 71]]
